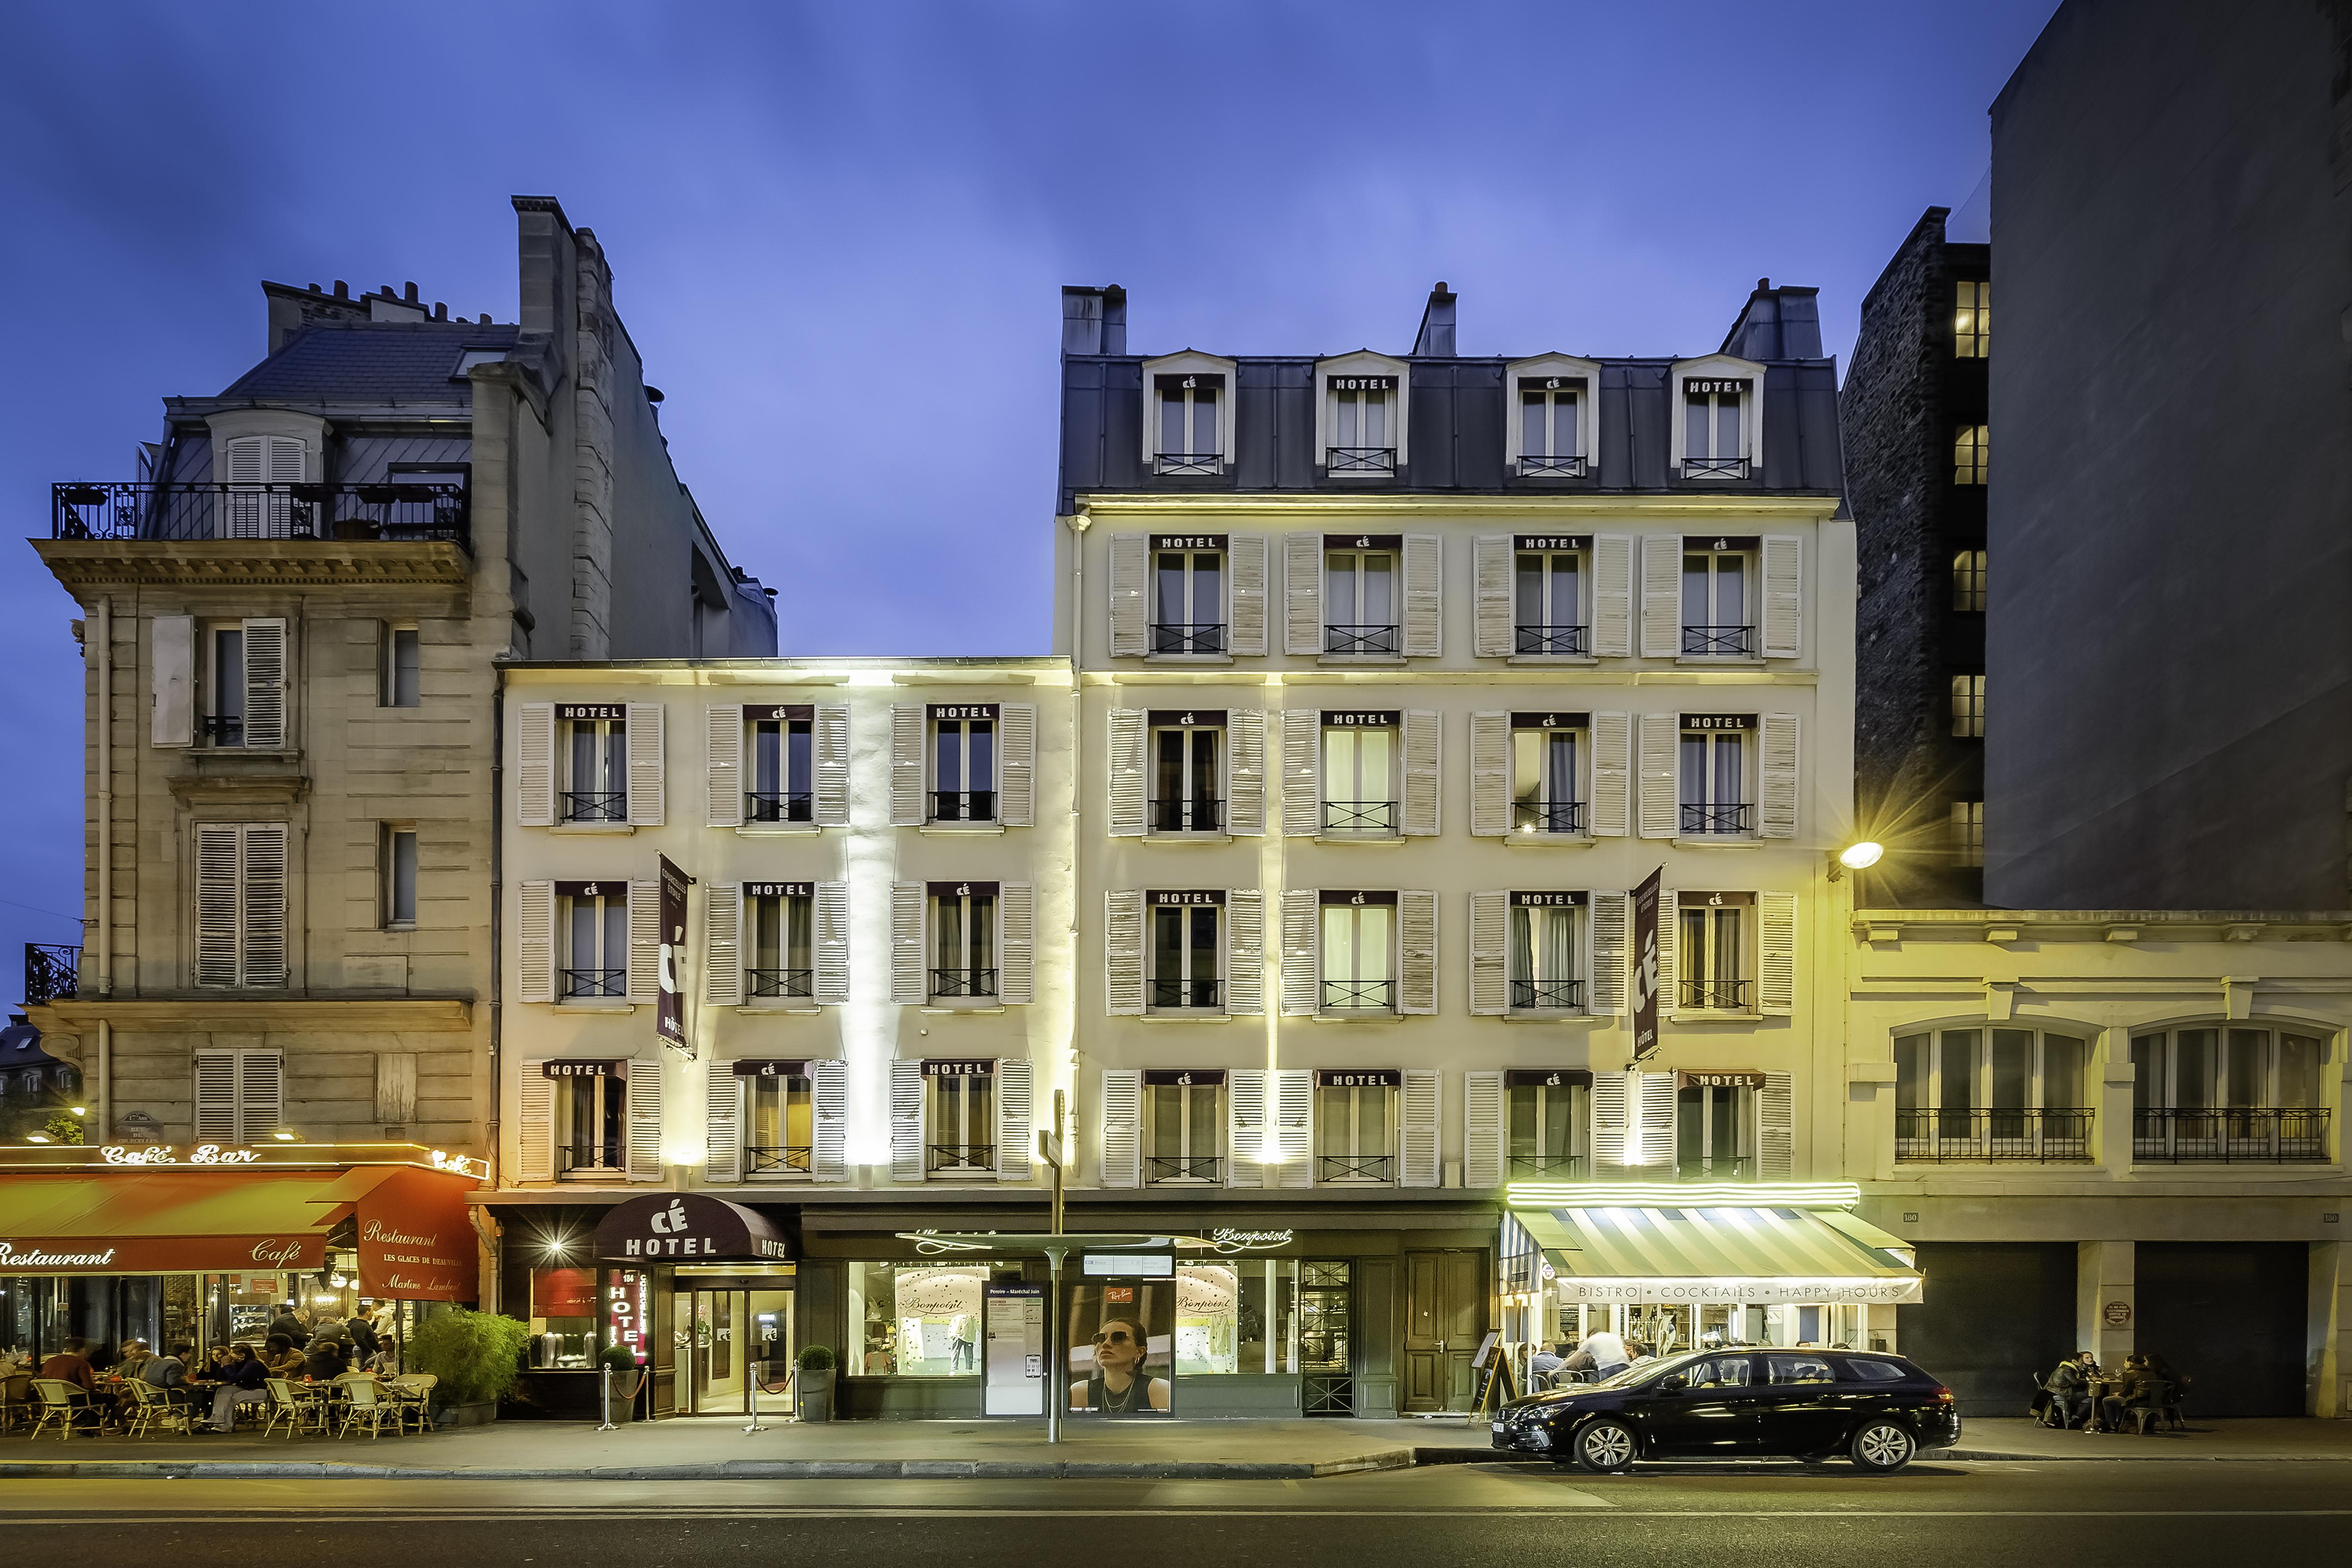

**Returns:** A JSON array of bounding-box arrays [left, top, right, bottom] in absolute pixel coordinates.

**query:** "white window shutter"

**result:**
[[1224, 889, 1265, 1015], [152, 615, 194, 747], [703, 883, 742, 1006], [1280, 710, 1320, 836], [1470, 712, 1509, 836], [889, 703, 926, 826], [1104, 890, 1146, 1015], [1589, 1068, 1629, 1169], [1760, 535, 1802, 659], [995, 1057, 1034, 1180], [1469, 890, 1509, 1015], [815, 882, 851, 1004], [1587, 891, 1628, 1016], [627, 880, 661, 1001], [812, 1059, 849, 1181], [195, 825, 239, 989], [1226, 709, 1266, 834], [1656, 890, 1680, 1020], [703, 1059, 742, 1183], [889, 882, 926, 1004], [889, 1059, 926, 1182], [1279, 889, 1319, 1015], [1464, 1071, 1505, 1189], [626, 1059, 664, 1181], [1402, 710, 1441, 835], [1637, 1072, 1677, 1171], [518, 881, 555, 1002], [1271, 1069, 1314, 1188], [265, 434, 306, 484], [1226, 1069, 1266, 1188], [1474, 536, 1513, 657], [1099, 1068, 1143, 1188], [237, 1050, 282, 1143], [516, 1062, 554, 1181], [706, 704, 743, 827], [193, 1051, 239, 1142], [1228, 534, 1268, 656], [1108, 532, 1149, 657], [239, 824, 288, 988], [223, 436, 265, 485], [1107, 709, 1147, 836], [1759, 713, 1801, 840], [1759, 1070, 1796, 1178], [999, 883, 1036, 1004], [1401, 1070, 1442, 1187], [1283, 531, 1322, 654], [516, 702, 555, 826], [1402, 533, 1442, 657], [999, 702, 1037, 826], [1638, 712, 1679, 838], [1759, 889, 1798, 1017], [814, 704, 851, 826], [1399, 889, 1437, 1015], [1591, 535, 1633, 657], [1639, 535, 1680, 659], [1589, 711, 1631, 837], [626, 701, 665, 826], [238, 617, 288, 750]]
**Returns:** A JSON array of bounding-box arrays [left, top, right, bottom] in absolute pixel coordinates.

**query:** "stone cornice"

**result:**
[[30, 997, 475, 1034], [1073, 493, 1843, 520], [34, 538, 472, 591]]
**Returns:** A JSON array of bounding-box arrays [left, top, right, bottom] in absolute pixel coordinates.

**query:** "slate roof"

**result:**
[[218, 323, 522, 404]]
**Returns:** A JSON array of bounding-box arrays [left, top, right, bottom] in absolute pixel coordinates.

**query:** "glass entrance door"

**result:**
[[669, 1274, 796, 1414]]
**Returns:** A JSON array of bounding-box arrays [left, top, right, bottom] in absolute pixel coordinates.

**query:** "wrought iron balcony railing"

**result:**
[[1325, 446, 1396, 474], [745, 791, 813, 824], [926, 1142, 997, 1173], [1510, 977, 1587, 1011], [1150, 621, 1227, 655], [52, 481, 471, 550], [748, 968, 815, 1000], [1681, 623, 1756, 656], [1680, 802, 1753, 835], [1317, 1152, 1395, 1183], [929, 967, 999, 1000], [1675, 1155, 1753, 1179], [1147, 1154, 1223, 1183], [1512, 799, 1586, 834], [199, 714, 246, 747], [25, 943, 79, 1006], [1679, 455, 1751, 480], [1149, 976, 1223, 1010], [746, 1144, 814, 1177], [1515, 622, 1590, 655], [1320, 978, 1394, 1012], [556, 1144, 626, 1175], [1324, 622, 1399, 655], [927, 789, 997, 823], [1896, 1107, 2096, 1164], [1154, 451, 1224, 476], [2131, 1107, 2330, 1163], [1150, 796, 1224, 833], [560, 790, 626, 824], [560, 968, 626, 999], [1518, 453, 1589, 477], [1321, 799, 1397, 833], [1677, 978, 1752, 1011], [1506, 1152, 1588, 1179]]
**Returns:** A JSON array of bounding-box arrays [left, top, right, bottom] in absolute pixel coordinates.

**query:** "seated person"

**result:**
[[1528, 1342, 1567, 1389], [37, 1336, 100, 1428], [303, 1336, 350, 1383], [2046, 1350, 2097, 1428], [2099, 1354, 2158, 1431], [142, 1344, 197, 1411], [209, 1345, 271, 1432], [262, 1335, 306, 1378]]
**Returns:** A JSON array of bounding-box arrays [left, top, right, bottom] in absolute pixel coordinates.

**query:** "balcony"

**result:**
[[1318, 1152, 1395, 1183], [1324, 623, 1399, 655], [927, 790, 997, 824], [1679, 456, 1750, 480], [1149, 977, 1223, 1011], [1896, 1107, 2097, 1164], [745, 1144, 813, 1178], [1510, 978, 1587, 1011], [25, 943, 79, 1007], [1507, 1153, 1588, 1179], [556, 1144, 626, 1178], [560, 791, 626, 825], [1515, 623, 1589, 655], [929, 967, 999, 1001], [1517, 453, 1589, 478], [1677, 978, 1752, 1011], [926, 1142, 997, 1174], [1147, 1154, 1222, 1183], [1680, 802, 1752, 836], [1321, 799, 1396, 835], [745, 791, 813, 825], [561, 968, 625, 1000], [52, 481, 470, 550], [1151, 622, 1226, 655], [1512, 799, 1586, 835], [1320, 978, 1394, 1012], [1150, 797, 1224, 833], [1325, 446, 1396, 475], [748, 968, 814, 1000], [2132, 1108, 2331, 1164], [1681, 623, 1756, 656]]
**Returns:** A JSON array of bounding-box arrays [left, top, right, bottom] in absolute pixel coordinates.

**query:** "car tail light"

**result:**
[[1932, 1386, 1955, 1404]]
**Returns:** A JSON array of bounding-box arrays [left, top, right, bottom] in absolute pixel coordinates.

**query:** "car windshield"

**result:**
[[1591, 1351, 1708, 1390]]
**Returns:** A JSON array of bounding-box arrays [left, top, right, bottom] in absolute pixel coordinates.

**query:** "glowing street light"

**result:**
[[1838, 841, 1885, 871]]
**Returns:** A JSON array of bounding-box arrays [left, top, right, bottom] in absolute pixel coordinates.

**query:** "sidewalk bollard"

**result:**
[[743, 1358, 769, 1435], [595, 1366, 619, 1433]]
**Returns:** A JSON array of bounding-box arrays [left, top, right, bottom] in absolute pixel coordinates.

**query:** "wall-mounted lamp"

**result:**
[[1827, 842, 1884, 881]]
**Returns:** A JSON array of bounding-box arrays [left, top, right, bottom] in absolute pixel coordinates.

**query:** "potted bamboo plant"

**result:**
[[408, 1309, 533, 1427]]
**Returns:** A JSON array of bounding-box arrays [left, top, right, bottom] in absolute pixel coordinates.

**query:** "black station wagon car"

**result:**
[[1491, 1348, 1961, 1473]]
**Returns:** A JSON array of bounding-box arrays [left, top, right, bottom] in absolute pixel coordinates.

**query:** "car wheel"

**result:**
[[1576, 1418, 1639, 1474], [1849, 1420, 1916, 1473]]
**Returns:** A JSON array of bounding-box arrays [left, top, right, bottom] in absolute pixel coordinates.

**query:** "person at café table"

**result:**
[[304, 1333, 351, 1383], [207, 1344, 270, 1432], [114, 1338, 153, 1381], [142, 1343, 196, 1414], [2047, 1350, 2097, 1429], [2096, 1353, 2156, 1432], [266, 1306, 311, 1350], [261, 1334, 306, 1379], [38, 1336, 101, 1428]]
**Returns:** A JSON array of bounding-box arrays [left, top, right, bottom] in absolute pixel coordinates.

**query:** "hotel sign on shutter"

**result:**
[[656, 855, 690, 1057], [1505, 1069, 1595, 1089], [1143, 1068, 1227, 1086], [1149, 890, 1225, 908], [1681, 713, 1756, 731], [1327, 376, 1395, 392], [1682, 379, 1748, 397], [1511, 712, 1589, 731], [1147, 709, 1226, 728], [541, 1060, 623, 1079], [1150, 533, 1226, 552], [1514, 535, 1590, 552], [1511, 891, 1587, 908], [743, 704, 814, 722], [732, 1059, 812, 1079], [928, 704, 999, 722], [1676, 1071, 1768, 1090], [924, 1059, 996, 1079], [1318, 889, 1398, 907], [745, 883, 814, 899], [1322, 710, 1399, 729], [1323, 533, 1402, 550], [555, 703, 624, 722], [1683, 535, 1760, 552], [1631, 867, 1664, 1061], [1314, 1069, 1400, 1089], [927, 881, 1000, 899], [552, 880, 619, 899]]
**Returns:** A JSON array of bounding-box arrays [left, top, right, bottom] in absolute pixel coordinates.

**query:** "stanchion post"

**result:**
[[595, 1365, 618, 1432]]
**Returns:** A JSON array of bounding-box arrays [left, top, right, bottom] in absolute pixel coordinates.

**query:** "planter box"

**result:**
[[436, 1401, 498, 1428], [795, 1367, 835, 1423]]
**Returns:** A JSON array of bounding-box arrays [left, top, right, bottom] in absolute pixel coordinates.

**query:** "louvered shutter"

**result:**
[[626, 702, 665, 826], [1636, 1072, 1677, 1171], [1399, 890, 1437, 1015], [375, 1053, 418, 1124], [1638, 713, 1679, 838], [703, 884, 742, 1006], [995, 1057, 1034, 1180], [239, 824, 287, 987], [1759, 1070, 1796, 1178], [1402, 533, 1442, 657], [1655, 890, 1680, 1020], [1108, 532, 1149, 657], [1228, 534, 1268, 656], [626, 1059, 664, 1181], [1100, 1069, 1143, 1188], [999, 702, 1037, 826], [627, 880, 661, 1001], [815, 882, 851, 1005], [706, 704, 743, 827], [1589, 1068, 1629, 1169], [1587, 891, 1628, 1016], [999, 883, 1036, 1004], [223, 436, 265, 485], [194, 1051, 239, 1142], [703, 1059, 742, 1183], [1470, 712, 1509, 836], [1760, 536, 1802, 659], [1591, 535, 1633, 657], [1401, 1070, 1441, 1186], [1402, 710, 1441, 835], [1279, 889, 1319, 1015], [1759, 889, 1798, 1017], [1103, 890, 1146, 1015], [194, 826, 240, 988], [1469, 891, 1509, 1015], [814, 704, 851, 825], [152, 615, 194, 747], [265, 434, 305, 484], [1280, 710, 1320, 836], [1271, 1069, 1314, 1189], [889, 882, 926, 1004], [1283, 532, 1322, 654], [518, 880, 556, 1003], [889, 1059, 926, 1181], [239, 1051, 282, 1143], [1226, 1069, 1266, 1188], [240, 617, 287, 750], [889, 703, 926, 826], [1108, 709, 1147, 836], [1474, 536, 1514, 657], [1639, 535, 1680, 658], [1224, 890, 1265, 1014], [516, 1062, 554, 1181], [1464, 1071, 1505, 1189], [1759, 714, 1801, 840], [812, 1059, 849, 1181], [516, 702, 556, 826], [1589, 712, 1631, 837], [1226, 709, 1266, 834]]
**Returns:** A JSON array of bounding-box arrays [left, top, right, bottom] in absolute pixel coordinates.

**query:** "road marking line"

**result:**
[[3, 1508, 2349, 1524]]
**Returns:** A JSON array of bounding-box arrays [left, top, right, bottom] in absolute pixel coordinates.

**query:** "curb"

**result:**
[[0, 1449, 1421, 1483]]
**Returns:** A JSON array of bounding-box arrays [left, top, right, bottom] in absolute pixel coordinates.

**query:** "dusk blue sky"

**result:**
[[0, 1, 2056, 992]]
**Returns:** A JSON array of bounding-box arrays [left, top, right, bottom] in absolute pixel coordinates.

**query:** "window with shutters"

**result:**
[[1515, 543, 1587, 654], [930, 708, 997, 823], [562, 710, 629, 823], [1509, 895, 1585, 1012], [1677, 891, 1752, 1012], [1153, 373, 1226, 475], [1511, 716, 1586, 835], [378, 624, 421, 708], [1953, 423, 1989, 486], [748, 886, 816, 1000], [926, 1065, 997, 1174], [1679, 717, 1753, 836], [1951, 549, 1988, 613], [1148, 892, 1223, 1011], [1151, 715, 1224, 834], [1681, 539, 1755, 657], [1954, 279, 1990, 358], [1678, 376, 1751, 478], [746, 1069, 817, 1178], [192, 1048, 282, 1145], [1148, 1074, 1223, 1184], [202, 623, 246, 747], [1951, 674, 1985, 739], [1508, 1076, 1588, 1178], [2126, 1026, 2327, 1163], [1323, 538, 1398, 655], [1321, 714, 1397, 836], [931, 884, 999, 1001], [748, 708, 816, 824], [1151, 542, 1226, 654], [1324, 375, 1397, 473], [381, 824, 418, 928], [1951, 800, 1985, 867], [554, 1067, 627, 1177], [1676, 1080, 1755, 1178], [1516, 377, 1587, 476], [1896, 1028, 2093, 1164], [1319, 893, 1393, 1013], [1315, 1072, 1396, 1183], [561, 885, 630, 1000], [219, 432, 309, 536], [192, 823, 287, 989]]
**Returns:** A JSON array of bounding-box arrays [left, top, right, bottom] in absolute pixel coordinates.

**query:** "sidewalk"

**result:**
[[1939, 1417, 2352, 1462]]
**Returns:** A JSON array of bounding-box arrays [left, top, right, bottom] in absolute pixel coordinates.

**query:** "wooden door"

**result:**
[[1403, 1250, 1483, 1412]]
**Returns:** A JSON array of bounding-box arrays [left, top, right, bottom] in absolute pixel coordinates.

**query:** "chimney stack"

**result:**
[[1413, 281, 1457, 356], [1060, 285, 1128, 356]]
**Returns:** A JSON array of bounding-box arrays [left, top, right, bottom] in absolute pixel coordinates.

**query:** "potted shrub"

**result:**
[[794, 1344, 836, 1423], [408, 1309, 533, 1427], [599, 1344, 646, 1424]]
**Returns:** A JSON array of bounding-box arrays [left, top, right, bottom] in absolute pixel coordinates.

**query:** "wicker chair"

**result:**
[[28, 1378, 90, 1441], [0, 1372, 34, 1435], [337, 1376, 402, 1439], [262, 1378, 330, 1439], [122, 1378, 198, 1438], [385, 1373, 437, 1434]]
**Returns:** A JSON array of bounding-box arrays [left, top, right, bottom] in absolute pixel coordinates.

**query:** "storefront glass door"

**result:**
[[670, 1276, 795, 1415]]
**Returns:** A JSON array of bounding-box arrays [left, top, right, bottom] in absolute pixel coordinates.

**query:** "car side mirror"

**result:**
[[1658, 1374, 1688, 1393]]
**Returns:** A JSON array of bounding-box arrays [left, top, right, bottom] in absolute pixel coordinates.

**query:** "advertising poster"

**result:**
[[983, 1282, 1046, 1415], [1630, 866, 1663, 1059], [656, 854, 691, 1056], [1067, 1281, 1173, 1416]]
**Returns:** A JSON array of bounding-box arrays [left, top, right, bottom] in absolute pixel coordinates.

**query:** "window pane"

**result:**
[[1939, 1030, 1978, 1113], [1543, 905, 1578, 980], [1151, 906, 1182, 989], [606, 723, 627, 794], [1522, 391, 1546, 456], [754, 721, 780, 796], [2175, 1029, 2216, 1108], [392, 628, 421, 706], [1334, 390, 1359, 447], [1361, 553, 1393, 625], [1547, 731, 1576, 806], [1894, 1034, 1927, 1111], [1685, 392, 1709, 457], [1507, 1084, 1536, 1156], [1716, 395, 1742, 458], [1559, 391, 1580, 457], [1195, 386, 1219, 453], [1990, 1029, 2031, 1110], [1359, 905, 1391, 982], [1192, 554, 1220, 624], [1716, 557, 1746, 627], [1552, 555, 1579, 622], [214, 630, 245, 721], [1156, 553, 1187, 625], [968, 721, 994, 791], [1161, 391, 1186, 457], [2277, 1035, 2322, 1107], [1325, 552, 1355, 621], [786, 720, 812, 795], [1713, 734, 1743, 807], [390, 831, 417, 924], [1362, 391, 1386, 448], [570, 896, 596, 972], [571, 724, 595, 796], [935, 723, 962, 793], [1189, 907, 1218, 989], [1189, 729, 1218, 806], [2043, 1035, 2085, 1108], [1680, 733, 1707, 807], [1682, 553, 1709, 627], [2225, 1029, 2267, 1108], [1516, 553, 1543, 628], [2130, 1037, 2160, 1109], [786, 896, 813, 971], [1508, 905, 1533, 986], [1317, 1084, 1348, 1154], [1511, 730, 1541, 810]]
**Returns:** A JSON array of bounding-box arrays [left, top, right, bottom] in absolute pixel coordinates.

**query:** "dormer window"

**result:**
[[1326, 376, 1395, 473], [1682, 379, 1748, 477], [1519, 378, 1586, 475], [1154, 374, 1224, 474]]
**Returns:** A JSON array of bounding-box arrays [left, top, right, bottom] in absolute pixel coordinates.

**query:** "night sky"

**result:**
[[0, 0, 2056, 984]]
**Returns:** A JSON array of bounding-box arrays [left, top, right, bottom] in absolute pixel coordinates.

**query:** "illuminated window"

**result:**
[[1951, 800, 1984, 867], [1951, 674, 1985, 739], [1951, 550, 1988, 612], [1952, 424, 1989, 486], [1954, 280, 1989, 358]]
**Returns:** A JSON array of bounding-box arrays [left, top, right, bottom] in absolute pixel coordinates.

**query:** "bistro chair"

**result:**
[[337, 1376, 402, 1440], [122, 1379, 197, 1438], [0, 1372, 34, 1434], [261, 1378, 329, 1439], [2126, 1380, 2173, 1435], [28, 1379, 90, 1441], [385, 1373, 437, 1434]]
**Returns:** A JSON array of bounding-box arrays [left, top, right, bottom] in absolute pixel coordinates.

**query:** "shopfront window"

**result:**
[[849, 1262, 1010, 1377], [529, 1267, 598, 1368], [1173, 1259, 1298, 1376]]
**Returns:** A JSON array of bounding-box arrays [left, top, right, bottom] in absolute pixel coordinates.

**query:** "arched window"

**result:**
[[1892, 1025, 2091, 1163], [2128, 1025, 2328, 1163]]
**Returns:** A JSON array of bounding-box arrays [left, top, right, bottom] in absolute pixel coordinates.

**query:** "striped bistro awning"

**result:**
[[1508, 1201, 1923, 1306]]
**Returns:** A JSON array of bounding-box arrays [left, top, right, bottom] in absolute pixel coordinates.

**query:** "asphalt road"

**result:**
[[3, 1460, 2346, 1566]]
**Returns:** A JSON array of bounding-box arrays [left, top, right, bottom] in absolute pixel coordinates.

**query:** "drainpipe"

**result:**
[[489, 666, 506, 1199], [1064, 509, 1089, 942], [94, 598, 114, 1143]]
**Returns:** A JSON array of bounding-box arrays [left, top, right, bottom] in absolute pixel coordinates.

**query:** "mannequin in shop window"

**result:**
[[1070, 1319, 1170, 1414]]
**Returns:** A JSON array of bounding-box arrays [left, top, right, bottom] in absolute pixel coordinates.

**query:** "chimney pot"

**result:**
[[308, 283, 322, 293], [333, 281, 348, 298], [404, 281, 419, 303], [434, 302, 447, 320], [1758, 277, 1771, 291], [479, 313, 492, 324]]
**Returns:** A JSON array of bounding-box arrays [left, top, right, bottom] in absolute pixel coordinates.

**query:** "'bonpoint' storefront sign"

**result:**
[[1550, 1277, 1923, 1306]]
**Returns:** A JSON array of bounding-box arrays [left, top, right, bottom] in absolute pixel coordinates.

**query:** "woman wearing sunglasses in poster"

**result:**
[[1069, 1285, 1172, 1414]]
